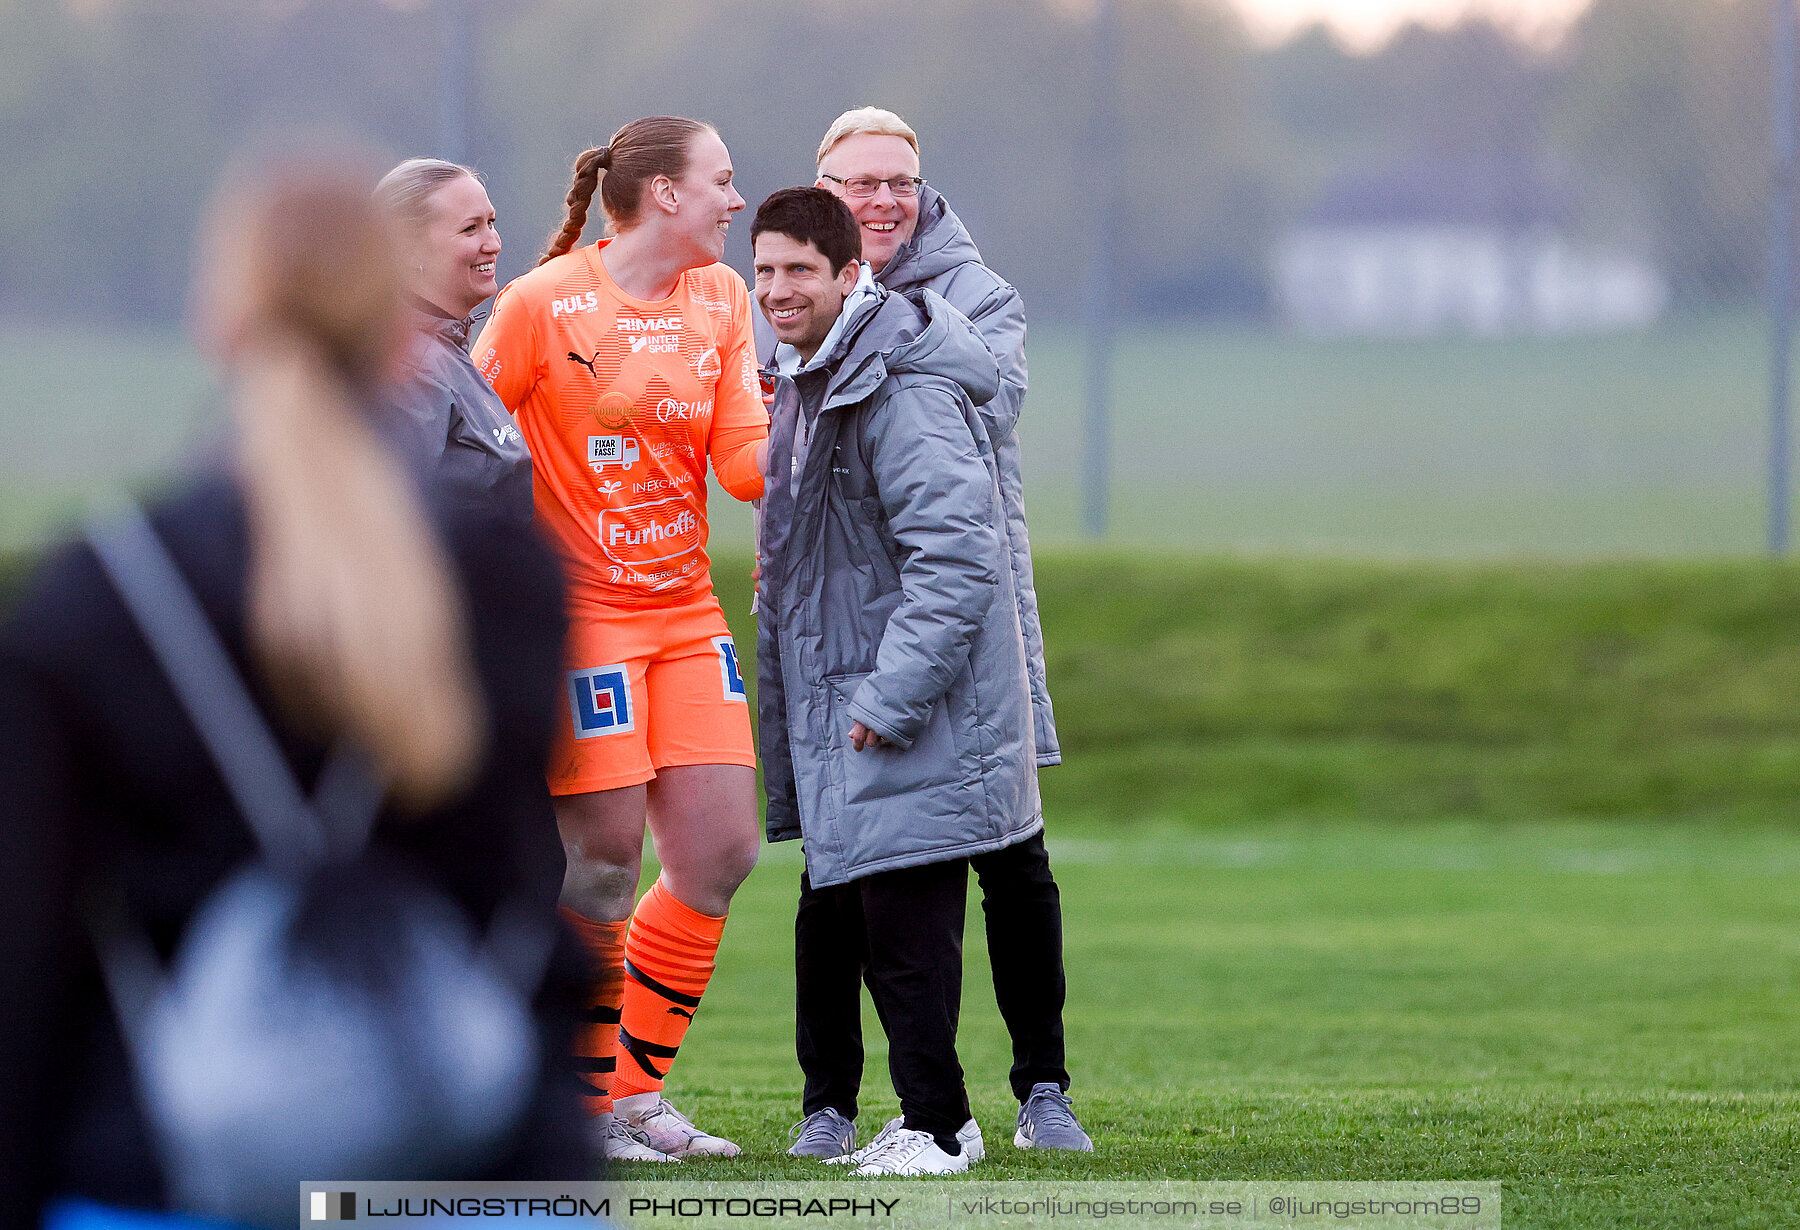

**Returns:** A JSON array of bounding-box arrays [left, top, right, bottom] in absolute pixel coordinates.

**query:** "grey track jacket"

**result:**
[[758, 283, 1042, 887], [386, 309, 534, 528]]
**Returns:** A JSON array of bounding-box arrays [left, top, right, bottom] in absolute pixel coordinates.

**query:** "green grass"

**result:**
[[645, 556, 1800, 1226], [1021, 313, 1782, 555], [3, 313, 1791, 555], [8, 316, 1800, 1224], [4, 553, 1794, 1223], [717, 550, 1800, 828], [0, 324, 216, 552], [626, 822, 1800, 1228]]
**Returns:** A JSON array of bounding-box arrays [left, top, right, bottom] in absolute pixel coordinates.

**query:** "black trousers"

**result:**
[[795, 857, 972, 1139], [796, 831, 1069, 1119]]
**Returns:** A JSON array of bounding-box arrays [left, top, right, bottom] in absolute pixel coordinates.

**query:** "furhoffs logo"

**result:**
[[309, 1192, 356, 1221], [598, 497, 703, 569]]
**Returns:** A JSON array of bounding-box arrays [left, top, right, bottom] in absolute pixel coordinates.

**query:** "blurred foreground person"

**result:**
[[0, 149, 586, 1230], [376, 157, 533, 527], [754, 187, 1039, 1175], [474, 116, 767, 1161], [777, 108, 1091, 1163]]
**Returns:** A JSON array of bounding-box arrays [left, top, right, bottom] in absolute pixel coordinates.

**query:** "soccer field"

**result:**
[[638, 821, 1800, 1229], [0, 314, 1785, 556], [631, 556, 1800, 1227], [6, 322, 1799, 1227]]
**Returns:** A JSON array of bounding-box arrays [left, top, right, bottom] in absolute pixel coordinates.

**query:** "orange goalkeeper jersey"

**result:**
[[474, 239, 767, 608]]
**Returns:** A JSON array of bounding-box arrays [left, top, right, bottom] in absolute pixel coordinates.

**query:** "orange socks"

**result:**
[[611, 878, 726, 1102], [559, 906, 626, 1117]]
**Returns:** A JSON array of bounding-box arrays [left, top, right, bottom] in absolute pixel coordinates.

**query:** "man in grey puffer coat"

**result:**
[[754, 188, 1039, 1175], [760, 108, 1090, 1158]]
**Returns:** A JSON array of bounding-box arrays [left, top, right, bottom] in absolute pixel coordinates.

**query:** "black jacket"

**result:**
[[0, 473, 584, 1226]]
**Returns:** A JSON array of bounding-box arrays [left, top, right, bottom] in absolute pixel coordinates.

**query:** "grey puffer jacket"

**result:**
[[873, 187, 1058, 767], [386, 308, 534, 529], [751, 190, 1058, 767], [758, 284, 1042, 888]]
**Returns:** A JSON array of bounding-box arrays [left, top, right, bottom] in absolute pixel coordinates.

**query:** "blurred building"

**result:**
[[1273, 156, 1668, 337]]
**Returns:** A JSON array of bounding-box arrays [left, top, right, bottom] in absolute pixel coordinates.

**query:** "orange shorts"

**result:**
[[549, 591, 755, 795]]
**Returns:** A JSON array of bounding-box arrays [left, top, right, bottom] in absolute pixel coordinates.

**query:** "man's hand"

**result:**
[[849, 721, 888, 751]]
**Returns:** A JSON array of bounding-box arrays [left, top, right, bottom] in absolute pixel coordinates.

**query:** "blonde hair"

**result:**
[[194, 149, 487, 812], [375, 157, 482, 236], [815, 106, 920, 170]]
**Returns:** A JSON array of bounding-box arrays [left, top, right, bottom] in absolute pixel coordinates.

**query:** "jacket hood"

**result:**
[[875, 185, 985, 292], [818, 281, 1000, 413]]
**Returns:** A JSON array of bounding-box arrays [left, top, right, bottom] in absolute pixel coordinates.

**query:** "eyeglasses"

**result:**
[[821, 173, 925, 199]]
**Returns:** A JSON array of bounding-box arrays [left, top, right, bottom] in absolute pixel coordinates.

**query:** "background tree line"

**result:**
[[0, 0, 1773, 324]]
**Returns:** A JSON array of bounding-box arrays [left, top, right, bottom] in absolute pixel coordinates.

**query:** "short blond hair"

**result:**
[[816, 106, 920, 169]]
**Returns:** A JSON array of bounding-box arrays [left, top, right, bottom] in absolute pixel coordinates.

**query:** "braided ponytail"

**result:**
[[539, 145, 609, 265], [537, 117, 712, 265]]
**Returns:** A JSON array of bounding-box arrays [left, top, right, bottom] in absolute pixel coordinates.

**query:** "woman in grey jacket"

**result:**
[[376, 159, 533, 527]]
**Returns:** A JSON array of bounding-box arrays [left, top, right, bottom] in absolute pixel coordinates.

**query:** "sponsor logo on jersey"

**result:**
[[552, 291, 600, 317], [713, 636, 746, 700], [588, 435, 639, 471], [616, 314, 682, 333], [568, 665, 634, 737], [632, 476, 684, 495], [654, 396, 713, 422], [592, 390, 634, 430], [478, 349, 501, 380], [598, 497, 703, 568], [692, 348, 722, 383], [629, 333, 680, 355], [491, 423, 521, 448]]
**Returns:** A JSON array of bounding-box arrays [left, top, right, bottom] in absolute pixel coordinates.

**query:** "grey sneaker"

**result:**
[[1014, 1083, 1094, 1151], [788, 1108, 857, 1159]]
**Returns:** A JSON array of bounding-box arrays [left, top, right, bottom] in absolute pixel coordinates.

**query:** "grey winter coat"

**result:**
[[758, 284, 1043, 888], [387, 309, 534, 528], [757, 188, 1060, 765], [877, 188, 1058, 766]]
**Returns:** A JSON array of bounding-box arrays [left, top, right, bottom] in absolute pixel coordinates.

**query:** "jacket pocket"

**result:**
[[824, 671, 962, 808]]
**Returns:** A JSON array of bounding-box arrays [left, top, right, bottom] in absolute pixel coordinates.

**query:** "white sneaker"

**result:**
[[832, 1114, 980, 1164], [958, 1117, 985, 1162], [591, 1112, 678, 1163], [615, 1093, 741, 1158], [852, 1126, 970, 1176], [827, 1114, 901, 1165]]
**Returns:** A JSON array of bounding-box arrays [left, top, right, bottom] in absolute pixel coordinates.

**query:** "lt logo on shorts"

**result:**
[[568, 664, 634, 737], [713, 636, 746, 700]]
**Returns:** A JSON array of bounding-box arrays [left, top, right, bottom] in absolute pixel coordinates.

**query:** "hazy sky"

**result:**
[[1233, 0, 1591, 48]]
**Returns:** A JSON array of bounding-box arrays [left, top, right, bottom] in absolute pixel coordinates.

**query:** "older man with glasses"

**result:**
[[778, 107, 1091, 1164]]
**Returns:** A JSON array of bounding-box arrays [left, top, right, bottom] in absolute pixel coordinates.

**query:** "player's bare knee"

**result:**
[[561, 856, 638, 922], [714, 832, 760, 895]]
